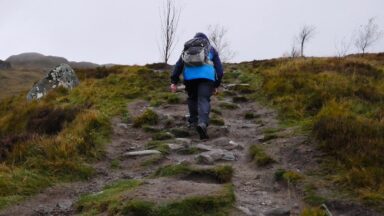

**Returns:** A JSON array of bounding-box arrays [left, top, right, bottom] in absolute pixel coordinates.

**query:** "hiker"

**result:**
[[170, 32, 224, 139]]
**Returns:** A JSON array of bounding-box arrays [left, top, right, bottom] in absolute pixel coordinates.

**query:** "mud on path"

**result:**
[[1, 87, 382, 216]]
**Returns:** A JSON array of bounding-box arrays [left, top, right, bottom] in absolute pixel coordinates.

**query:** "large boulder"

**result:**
[[27, 64, 80, 100]]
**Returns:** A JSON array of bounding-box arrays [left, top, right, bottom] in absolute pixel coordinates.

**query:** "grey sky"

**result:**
[[1, 0, 384, 65]]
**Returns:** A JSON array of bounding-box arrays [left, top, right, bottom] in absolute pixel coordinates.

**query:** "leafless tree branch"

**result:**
[[354, 17, 383, 55], [207, 24, 236, 62], [297, 25, 316, 57], [159, 0, 180, 64]]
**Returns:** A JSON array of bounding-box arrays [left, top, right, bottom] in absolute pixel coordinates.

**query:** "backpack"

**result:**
[[181, 38, 211, 66]]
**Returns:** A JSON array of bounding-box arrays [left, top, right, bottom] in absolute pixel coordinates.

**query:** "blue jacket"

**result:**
[[171, 33, 224, 87]]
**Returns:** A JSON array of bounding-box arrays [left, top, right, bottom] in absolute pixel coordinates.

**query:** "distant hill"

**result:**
[[5, 52, 99, 70]]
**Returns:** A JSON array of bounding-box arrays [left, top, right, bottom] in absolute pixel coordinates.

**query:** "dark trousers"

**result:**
[[185, 79, 214, 125]]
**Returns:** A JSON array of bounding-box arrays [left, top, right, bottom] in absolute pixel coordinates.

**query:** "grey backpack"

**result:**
[[181, 38, 211, 66]]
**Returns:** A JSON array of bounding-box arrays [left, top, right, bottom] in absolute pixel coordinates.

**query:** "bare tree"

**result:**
[[297, 25, 316, 57], [354, 17, 382, 55], [207, 24, 236, 62], [159, 0, 180, 64], [335, 36, 352, 57]]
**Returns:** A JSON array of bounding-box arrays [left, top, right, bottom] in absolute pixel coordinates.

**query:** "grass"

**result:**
[[0, 66, 171, 209], [210, 115, 225, 126], [154, 164, 233, 183], [227, 55, 384, 208], [76, 179, 143, 214], [145, 140, 170, 155], [274, 169, 304, 185], [133, 108, 159, 128], [76, 179, 235, 216], [218, 102, 239, 110], [152, 132, 174, 141], [249, 145, 275, 166]]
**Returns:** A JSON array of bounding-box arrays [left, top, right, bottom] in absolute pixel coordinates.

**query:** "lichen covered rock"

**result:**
[[27, 64, 79, 100]]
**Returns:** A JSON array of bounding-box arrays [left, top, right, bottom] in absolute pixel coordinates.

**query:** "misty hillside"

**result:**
[[1, 54, 384, 215], [5, 52, 99, 70]]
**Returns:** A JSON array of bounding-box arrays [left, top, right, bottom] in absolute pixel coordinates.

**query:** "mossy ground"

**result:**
[[154, 164, 233, 183], [76, 179, 235, 216]]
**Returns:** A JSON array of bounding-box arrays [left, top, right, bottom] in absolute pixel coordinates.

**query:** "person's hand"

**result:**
[[170, 84, 177, 93]]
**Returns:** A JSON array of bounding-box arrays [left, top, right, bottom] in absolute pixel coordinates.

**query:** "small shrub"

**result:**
[[133, 109, 159, 128], [152, 132, 174, 141], [27, 107, 78, 135], [249, 145, 275, 166]]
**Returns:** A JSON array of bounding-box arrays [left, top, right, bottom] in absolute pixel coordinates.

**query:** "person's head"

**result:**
[[194, 32, 209, 40]]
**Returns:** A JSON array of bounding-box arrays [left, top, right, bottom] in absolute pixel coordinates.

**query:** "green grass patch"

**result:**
[[274, 169, 304, 185], [145, 140, 170, 155], [249, 145, 275, 166], [133, 109, 159, 128], [154, 164, 233, 183], [218, 102, 239, 110], [210, 115, 225, 126], [76, 179, 142, 214], [79, 183, 235, 216], [152, 132, 174, 141]]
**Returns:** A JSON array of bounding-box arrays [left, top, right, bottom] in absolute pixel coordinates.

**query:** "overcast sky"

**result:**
[[1, 0, 384, 65]]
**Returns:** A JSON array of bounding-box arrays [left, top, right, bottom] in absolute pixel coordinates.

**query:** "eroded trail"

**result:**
[[0, 87, 334, 216]]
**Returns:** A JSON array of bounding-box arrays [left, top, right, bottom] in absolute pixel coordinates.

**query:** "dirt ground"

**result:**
[[1, 89, 382, 216]]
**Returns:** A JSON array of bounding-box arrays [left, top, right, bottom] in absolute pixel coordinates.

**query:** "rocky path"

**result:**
[[0, 87, 331, 216]]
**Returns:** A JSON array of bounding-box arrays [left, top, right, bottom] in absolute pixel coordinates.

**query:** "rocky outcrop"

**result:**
[[26, 64, 80, 100], [0, 60, 11, 70]]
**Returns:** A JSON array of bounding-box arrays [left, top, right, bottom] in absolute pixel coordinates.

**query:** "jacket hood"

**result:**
[[194, 32, 209, 40]]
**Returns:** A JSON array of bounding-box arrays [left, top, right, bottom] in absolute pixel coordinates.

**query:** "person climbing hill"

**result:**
[[170, 32, 224, 140]]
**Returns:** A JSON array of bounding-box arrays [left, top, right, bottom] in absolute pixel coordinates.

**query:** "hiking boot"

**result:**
[[187, 121, 198, 129], [196, 123, 209, 140]]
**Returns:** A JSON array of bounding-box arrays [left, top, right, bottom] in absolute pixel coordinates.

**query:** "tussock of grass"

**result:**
[[154, 164, 233, 183], [152, 132, 174, 141], [274, 169, 304, 185], [211, 108, 222, 116], [210, 115, 225, 126], [133, 109, 159, 128], [249, 145, 275, 166], [145, 141, 170, 155], [218, 102, 239, 110]]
